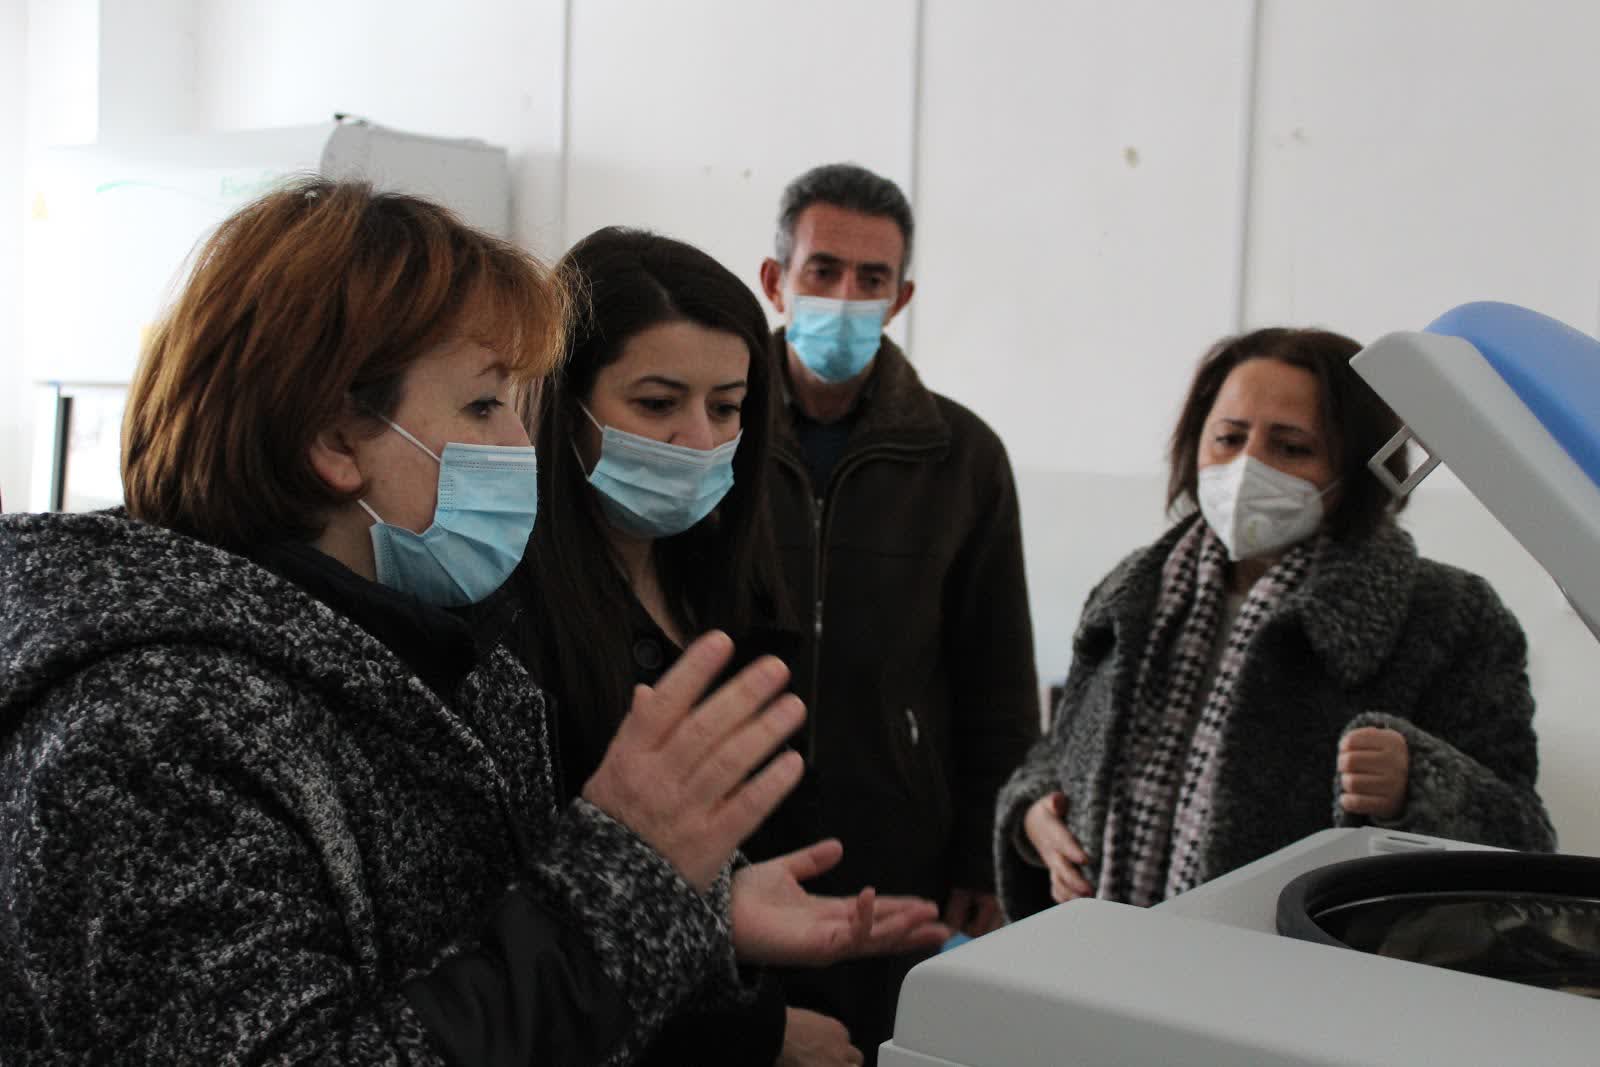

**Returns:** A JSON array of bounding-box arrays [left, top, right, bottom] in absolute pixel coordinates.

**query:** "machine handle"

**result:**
[[1369, 425, 1442, 499]]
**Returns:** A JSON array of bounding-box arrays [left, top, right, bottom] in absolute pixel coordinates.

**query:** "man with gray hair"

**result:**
[[751, 162, 1041, 1062]]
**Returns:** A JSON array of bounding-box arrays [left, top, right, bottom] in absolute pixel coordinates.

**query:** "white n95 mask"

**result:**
[[1198, 455, 1334, 561]]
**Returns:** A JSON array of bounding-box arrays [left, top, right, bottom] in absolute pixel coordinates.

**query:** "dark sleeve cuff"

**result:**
[[633, 974, 786, 1067], [403, 887, 629, 1066]]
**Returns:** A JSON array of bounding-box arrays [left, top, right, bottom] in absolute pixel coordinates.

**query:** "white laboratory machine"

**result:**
[[881, 302, 1600, 1066], [23, 117, 509, 513]]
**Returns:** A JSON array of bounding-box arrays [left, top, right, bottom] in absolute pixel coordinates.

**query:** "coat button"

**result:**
[[632, 638, 665, 671]]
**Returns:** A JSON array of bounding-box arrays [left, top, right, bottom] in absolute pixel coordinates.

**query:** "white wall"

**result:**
[[99, 0, 198, 139], [4, 0, 103, 510], [12, 0, 1600, 851], [915, 0, 1253, 475], [192, 0, 567, 254], [22, 0, 96, 145], [1245, 0, 1600, 339], [0, 3, 25, 511], [563, 0, 916, 298]]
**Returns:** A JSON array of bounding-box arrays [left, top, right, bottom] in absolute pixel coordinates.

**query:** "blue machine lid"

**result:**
[[1425, 302, 1600, 488]]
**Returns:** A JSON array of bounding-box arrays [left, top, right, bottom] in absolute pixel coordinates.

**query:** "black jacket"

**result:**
[[0, 511, 748, 1064], [760, 333, 1041, 1061], [995, 518, 1557, 919], [764, 332, 1041, 897]]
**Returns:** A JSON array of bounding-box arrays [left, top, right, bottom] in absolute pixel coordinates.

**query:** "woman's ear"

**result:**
[[308, 418, 368, 496]]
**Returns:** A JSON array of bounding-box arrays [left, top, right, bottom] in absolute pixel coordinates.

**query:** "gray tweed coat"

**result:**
[[995, 518, 1557, 919], [0, 511, 743, 1063]]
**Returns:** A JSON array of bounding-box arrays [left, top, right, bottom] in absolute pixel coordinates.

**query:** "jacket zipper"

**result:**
[[776, 442, 938, 769]]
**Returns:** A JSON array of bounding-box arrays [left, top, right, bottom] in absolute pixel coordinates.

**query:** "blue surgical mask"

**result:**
[[578, 403, 739, 538], [787, 295, 890, 383], [359, 418, 539, 606]]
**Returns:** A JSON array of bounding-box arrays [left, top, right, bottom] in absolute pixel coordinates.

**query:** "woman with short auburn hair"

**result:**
[[121, 178, 567, 548], [995, 326, 1555, 919], [0, 179, 914, 1064]]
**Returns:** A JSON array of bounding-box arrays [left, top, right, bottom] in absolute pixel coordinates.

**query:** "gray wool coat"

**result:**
[[995, 518, 1556, 920], [0, 511, 745, 1063]]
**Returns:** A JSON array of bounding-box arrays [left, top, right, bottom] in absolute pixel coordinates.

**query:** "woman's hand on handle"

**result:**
[[582, 631, 805, 893]]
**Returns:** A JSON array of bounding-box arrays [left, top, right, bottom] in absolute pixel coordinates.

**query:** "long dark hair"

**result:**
[[1166, 327, 1409, 542], [513, 226, 786, 735]]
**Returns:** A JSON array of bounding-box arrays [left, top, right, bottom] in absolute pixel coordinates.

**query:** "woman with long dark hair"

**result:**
[[516, 227, 788, 785], [510, 227, 947, 1066]]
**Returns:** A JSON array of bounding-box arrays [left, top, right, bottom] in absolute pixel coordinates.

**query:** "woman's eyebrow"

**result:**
[[629, 375, 689, 391], [1269, 421, 1314, 437]]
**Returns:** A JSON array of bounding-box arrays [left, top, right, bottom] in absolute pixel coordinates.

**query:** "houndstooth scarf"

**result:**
[[1099, 520, 1314, 905]]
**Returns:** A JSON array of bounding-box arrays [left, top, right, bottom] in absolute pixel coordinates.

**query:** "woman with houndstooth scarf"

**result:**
[[995, 327, 1555, 918]]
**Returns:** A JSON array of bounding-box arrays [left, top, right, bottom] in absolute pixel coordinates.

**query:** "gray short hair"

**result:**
[[774, 163, 914, 278]]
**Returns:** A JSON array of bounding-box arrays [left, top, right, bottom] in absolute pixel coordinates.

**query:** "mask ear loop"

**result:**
[[569, 437, 596, 478], [379, 417, 443, 464], [355, 416, 441, 525], [571, 402, 604, 477]]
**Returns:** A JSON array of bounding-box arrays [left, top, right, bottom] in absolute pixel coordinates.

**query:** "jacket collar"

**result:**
[[772, 328, 949, 458], [1279, 520, 1418, 686], [1079, 515, 1419, 687]]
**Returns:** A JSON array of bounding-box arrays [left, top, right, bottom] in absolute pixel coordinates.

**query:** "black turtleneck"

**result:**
[[249, 541, 507, 701]]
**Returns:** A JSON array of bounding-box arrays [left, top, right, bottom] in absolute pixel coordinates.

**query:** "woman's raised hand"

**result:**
[[582, 631, 805, 893]]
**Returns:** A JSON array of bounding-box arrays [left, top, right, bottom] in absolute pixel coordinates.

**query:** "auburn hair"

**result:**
[[123, 176, 568, 549]]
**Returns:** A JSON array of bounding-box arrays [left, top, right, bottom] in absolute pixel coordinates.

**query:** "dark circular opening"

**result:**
[[1276, 851, 1600, 999]]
